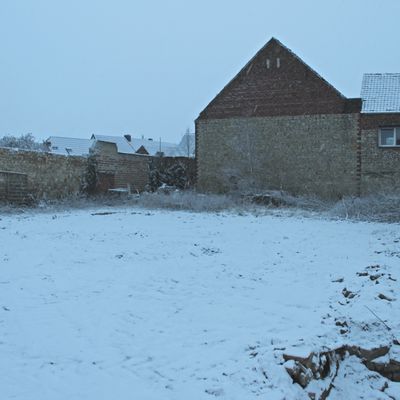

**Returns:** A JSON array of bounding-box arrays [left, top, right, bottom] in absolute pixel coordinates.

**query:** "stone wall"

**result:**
[[92, 141, 150, 193], [196, 114, 359, 198], [360, 114, 400, 194], [0, 143, 194, 202], [0, 147, 87, 200]]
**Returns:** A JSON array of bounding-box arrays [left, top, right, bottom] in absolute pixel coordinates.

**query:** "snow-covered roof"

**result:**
[[92, 134, 184, 157], [361, 73, 400, 113], [48, 134, 194, 158], [46, 136, 93, 156], [92, 134, 137, 154], [130, 138, 178, 157]]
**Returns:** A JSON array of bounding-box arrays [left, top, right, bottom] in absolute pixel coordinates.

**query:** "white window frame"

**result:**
[[379, 127, 400, 147]]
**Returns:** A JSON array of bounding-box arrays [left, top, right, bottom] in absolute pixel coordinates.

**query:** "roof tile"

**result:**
[[361, 73, 400, 113]]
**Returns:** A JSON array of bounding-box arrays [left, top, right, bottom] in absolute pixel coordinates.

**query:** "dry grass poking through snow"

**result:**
[[135, 190, 400, 223], [1, 190, 400, 223]]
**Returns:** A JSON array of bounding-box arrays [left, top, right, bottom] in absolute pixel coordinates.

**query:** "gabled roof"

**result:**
[[46, 136, 93, 156], [241, 37, 346, 99], [91, 134, 136, 154], [198, 37, 353, 120], [135, 145, 149, 155], [91, 134, 180, 157], [130, 138, 178, 157], [361, 73, 400, 113], [46, 134, 193, 158]]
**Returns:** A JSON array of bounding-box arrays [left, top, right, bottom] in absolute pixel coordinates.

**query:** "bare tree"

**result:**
[[0, 133, 46, 151]]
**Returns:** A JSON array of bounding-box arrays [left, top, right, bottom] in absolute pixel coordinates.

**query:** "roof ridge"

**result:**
[[197, 37, 347, 119], [48, 136, 93, 140], [363, 72, 400, 75]]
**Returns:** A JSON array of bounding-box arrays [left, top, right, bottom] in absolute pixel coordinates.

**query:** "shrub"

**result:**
[[329, 194, 400, 222]]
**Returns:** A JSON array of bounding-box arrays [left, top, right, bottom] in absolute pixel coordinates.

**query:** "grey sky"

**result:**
[[0, 0, 399, 143]]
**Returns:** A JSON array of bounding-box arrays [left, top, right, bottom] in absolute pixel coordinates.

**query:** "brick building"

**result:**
[[91, 140, 150, 193], [195, 38, 400, 198]]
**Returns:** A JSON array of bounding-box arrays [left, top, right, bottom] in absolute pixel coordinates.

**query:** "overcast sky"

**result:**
[[0, 0, 399, 143]]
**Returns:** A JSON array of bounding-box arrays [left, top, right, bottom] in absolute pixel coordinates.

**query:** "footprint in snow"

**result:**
[[205, 388, 224, 397], [201, 247, 221, 255]]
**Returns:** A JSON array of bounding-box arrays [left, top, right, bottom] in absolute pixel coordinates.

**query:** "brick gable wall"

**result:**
[[198, 39, 361, 120]]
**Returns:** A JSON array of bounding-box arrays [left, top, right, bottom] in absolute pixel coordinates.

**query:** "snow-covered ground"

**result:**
[[1, 208, 399, 399]]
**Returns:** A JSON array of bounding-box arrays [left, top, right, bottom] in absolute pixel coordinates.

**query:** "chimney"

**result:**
[[124, 134, 132, 142]]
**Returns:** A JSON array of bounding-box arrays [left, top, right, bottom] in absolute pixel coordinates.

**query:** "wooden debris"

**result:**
[[283, 344, 398, 399]]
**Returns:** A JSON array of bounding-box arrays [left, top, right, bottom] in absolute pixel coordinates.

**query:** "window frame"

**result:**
[[379, 127, 400, 147]]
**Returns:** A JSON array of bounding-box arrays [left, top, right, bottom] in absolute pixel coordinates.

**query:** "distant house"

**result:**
[[89, 134, 195, 192], [130, 137, 178, 157], [46, 134, 194, 158], [90, 134, 185, 157], [195, 38, 400, 197], [45, 136, 93, 156], [90, 134, 136, 155]]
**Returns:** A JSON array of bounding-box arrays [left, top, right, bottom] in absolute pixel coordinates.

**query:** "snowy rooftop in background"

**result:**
[[46, 134, 195, 157], [361, 73, 400, 113], [92, 134, 194, 157], [45, 136, 94, 156], [130, 137, 178, 157], [91, 134, 136, 154]]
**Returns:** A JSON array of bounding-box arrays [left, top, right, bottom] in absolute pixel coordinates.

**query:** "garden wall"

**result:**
[[0, 147, 87, 200]]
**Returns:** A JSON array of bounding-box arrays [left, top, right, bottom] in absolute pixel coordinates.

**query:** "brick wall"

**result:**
[[360, 114, 400, 194], [0, 147, 87, 199], [196, 114, 359, 198], [92, 141, 150, 192]]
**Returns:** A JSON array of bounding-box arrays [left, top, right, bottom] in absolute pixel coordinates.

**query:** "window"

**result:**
[[379, 127, 400, 147]]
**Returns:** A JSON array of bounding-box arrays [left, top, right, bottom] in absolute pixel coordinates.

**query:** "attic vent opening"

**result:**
[[266, 59, 270, 69], [277, 57, 281, 68]]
